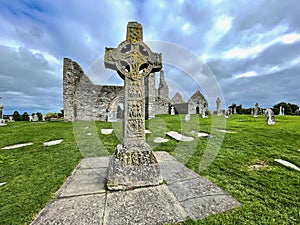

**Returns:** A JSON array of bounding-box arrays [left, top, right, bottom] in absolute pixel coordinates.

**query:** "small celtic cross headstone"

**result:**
[[104, 22, 163, 190]]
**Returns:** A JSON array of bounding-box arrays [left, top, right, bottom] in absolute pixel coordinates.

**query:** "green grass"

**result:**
[[0, 115, 300, 224]]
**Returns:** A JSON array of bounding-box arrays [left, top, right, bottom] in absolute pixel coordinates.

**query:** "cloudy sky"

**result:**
[[1, 0, 300, 114]]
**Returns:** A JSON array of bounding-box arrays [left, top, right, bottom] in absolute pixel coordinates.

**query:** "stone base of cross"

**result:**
[[104, 22, 163, 190]]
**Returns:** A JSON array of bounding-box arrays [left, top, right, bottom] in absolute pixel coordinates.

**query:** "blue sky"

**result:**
[[0, 0, 300, 114]]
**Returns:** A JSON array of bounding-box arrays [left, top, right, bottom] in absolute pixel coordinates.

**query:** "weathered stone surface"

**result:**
[[188, 90, 207, 115], [171, 92, 185, 104], [101, 129, 113, 134], [180, 194, 241, 220], [78, 157, 110, 169], [43, 139, 63, 146], [153, 137, 169, 143], [265, 108, 275, 125], [31, 151, 241, 224], [56, 168, 107, 197], [103, 185, 189, 225], [168, 177, 227, 201], [159, 159, 199, 184], [107, 144, 163, 190], [104, 22, 163, 190], [167, 131, 194, 142], [30, 195, 106, 225], [154, 150, 177, 162]]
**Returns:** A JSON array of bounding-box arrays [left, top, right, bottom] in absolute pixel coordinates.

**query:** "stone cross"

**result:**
[[104, 22, 163, 190], [216, 97, 221, 115]]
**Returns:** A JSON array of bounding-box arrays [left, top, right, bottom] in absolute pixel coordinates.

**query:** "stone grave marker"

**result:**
[[216, 97, 221, 115], [225, 110, 230, 118], [265, 108, 275, 125], [0, 104, 6, 126], [170, 105, 175, 115], [279, 106, 283, 115], [8, 116, 14, 122], [33, 114, 39, 122], [253, 103, 259, 117], [104, 21, 163, 190]]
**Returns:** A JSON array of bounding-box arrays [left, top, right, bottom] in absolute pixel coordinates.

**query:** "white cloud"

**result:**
[[235, 71, 257, 79], [278, 33, 300, 44]]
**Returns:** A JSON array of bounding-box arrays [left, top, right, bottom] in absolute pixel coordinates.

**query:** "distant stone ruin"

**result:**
[[63, 51, 208, 121]]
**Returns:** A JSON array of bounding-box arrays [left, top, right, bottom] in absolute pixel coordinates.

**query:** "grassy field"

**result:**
[[0, 115, 299, 224]]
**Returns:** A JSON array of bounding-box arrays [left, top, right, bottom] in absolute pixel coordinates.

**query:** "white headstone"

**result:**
[[170, 106, 175, 115], [265, 108, 275, 125], [33, 114, 39, 122], [279, 106, 283, 115]]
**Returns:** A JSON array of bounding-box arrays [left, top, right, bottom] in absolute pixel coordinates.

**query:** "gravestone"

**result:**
[[33, 114, 39, 122], [216, 97, 221, 115], [104, 22, 163, 190], [170, 106, 175, 115], [282, 107, 285, 115], [0, 104, 6, 125], [279, 106, 283, 115], [265, 108, 275, 125], [253, 103, 259, 117], [29, 115, 33, 121], [8, 116, 14, 122], [233, 106, 237, 114], [225, 110, 230, 118]]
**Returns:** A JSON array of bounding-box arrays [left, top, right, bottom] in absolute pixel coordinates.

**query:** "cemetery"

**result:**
[[0, 114, 300, 224], [0, 21, 300, 225]]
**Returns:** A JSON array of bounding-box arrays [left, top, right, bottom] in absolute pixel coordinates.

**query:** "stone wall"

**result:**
[[187, 90, 208, 115], [173, 103, 188, 114], [63, 58, 122, 121], [63, 58, 208, 120]]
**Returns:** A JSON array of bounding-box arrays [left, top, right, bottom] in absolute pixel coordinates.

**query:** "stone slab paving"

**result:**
[[31, 151, 241, 225]]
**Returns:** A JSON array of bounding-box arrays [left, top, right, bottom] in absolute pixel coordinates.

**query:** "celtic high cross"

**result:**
[[104, 22, 163, 190]]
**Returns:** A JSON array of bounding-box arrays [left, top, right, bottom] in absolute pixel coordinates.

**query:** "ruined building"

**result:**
[[63, 58, 208, 121], [63, 58, 170, 121], [171, 91, 208, 115]]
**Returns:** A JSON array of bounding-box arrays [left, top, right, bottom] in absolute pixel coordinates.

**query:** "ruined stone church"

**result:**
[[63, 58, 208, 121]]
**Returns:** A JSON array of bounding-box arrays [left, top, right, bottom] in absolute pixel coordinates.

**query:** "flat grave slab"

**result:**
[[274, 159, 300, 171], [43, 139, 63, 146], [167, 131, 194, 142], [2, 142, 33, 150], [153, 137, 169, 143], [31, 151, 241, 225]]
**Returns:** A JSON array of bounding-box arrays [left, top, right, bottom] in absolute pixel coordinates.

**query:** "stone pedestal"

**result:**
[[107, 144, 162, 190]]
